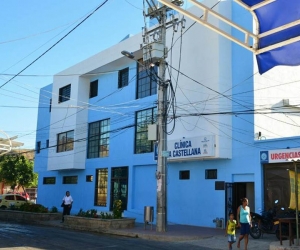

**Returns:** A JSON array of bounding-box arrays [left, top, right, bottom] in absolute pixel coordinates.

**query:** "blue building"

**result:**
[[34, 1, 300, 228]]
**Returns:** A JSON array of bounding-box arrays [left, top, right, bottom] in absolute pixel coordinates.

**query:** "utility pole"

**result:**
[[143, 0, 183, 233], [156, 6, 168, 233], [294, 161, 299, 245]]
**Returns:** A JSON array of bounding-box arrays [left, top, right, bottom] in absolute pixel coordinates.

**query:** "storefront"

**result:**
[[260, 148, 300, 211]]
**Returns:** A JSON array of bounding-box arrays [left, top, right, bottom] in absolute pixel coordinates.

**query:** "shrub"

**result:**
[[18, 203, 48, 213], [99, 211, 113, 219], [77, 209, 98, 218], [113, 200, 123, 219], [76, 209, 115, 219], [50, 206, 58, 213]]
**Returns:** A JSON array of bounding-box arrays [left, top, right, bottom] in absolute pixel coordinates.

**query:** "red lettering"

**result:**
[[271, 151, 300, 161]]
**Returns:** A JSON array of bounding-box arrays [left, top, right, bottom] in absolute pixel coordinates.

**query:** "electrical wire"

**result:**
[[0, 0, 109, 89]]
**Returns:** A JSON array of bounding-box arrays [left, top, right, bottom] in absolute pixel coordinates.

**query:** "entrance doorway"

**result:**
[[225, 182, 254, 222], [110, 167, 128, 211]]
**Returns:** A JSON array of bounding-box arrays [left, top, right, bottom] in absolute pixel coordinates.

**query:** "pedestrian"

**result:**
[[237, 197, 252, 249], [61, 191, 73, 223], [225, 212, 237, 250]]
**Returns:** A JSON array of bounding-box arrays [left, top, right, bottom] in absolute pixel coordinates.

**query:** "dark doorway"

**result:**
[[233, 182, 247, 212], [225, 182, 247, 222], [110, 167, 128, 211]]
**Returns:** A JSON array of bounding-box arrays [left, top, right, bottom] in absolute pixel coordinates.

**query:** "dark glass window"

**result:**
[[16, 195, 26, 201], [58, 84, 71, 103], [46, 140, 49, 148], [36, 141, 41, 154], [179, 170, 190, 180], [57, 130, 74, 153], [264, 163, 292, 211], [136, 59, 158, 99], [5, 195, 14, 201], [63, 176, 78, 184], [135, 107, 157, 154], [43, 177, 56, 184], [118, 68, 129, 88], [215, 181, 225, 190], [90, 80, 98, 98], [95, 169, 108, 206], [88, 119, 110, 158], [205, 169, 217, 179], [110, 167, 128, 211], [49, 99, 52, 112], [86, 175, 93, 182]]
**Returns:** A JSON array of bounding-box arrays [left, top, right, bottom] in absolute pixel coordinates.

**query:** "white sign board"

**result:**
[[260, 148, 300, 163], [167, 135, 215, 161]]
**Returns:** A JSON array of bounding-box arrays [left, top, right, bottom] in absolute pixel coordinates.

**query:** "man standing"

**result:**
[[61, 191, 73, 223]]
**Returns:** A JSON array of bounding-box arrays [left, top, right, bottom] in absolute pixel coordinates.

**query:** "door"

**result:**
[[225, 182, 247, 222], [110, 167, 128, 211]]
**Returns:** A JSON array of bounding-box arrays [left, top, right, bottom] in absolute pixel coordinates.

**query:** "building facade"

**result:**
[[34, 1, 300, 228]]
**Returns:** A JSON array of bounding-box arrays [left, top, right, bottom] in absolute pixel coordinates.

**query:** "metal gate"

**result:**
[[225, 183, 233, 223]]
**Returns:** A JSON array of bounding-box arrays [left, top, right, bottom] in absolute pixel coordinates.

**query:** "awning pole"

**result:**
[[295, 162, 299, 245]]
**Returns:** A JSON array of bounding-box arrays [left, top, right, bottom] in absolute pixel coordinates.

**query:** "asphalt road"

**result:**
[[0, 221, 278, 250], [0, 221, 221, 250]]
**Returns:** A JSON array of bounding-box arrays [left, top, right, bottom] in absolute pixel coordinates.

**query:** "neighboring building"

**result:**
[[34, 1, 300, 228]]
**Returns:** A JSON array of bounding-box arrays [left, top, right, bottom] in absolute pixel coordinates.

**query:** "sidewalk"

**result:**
[[39, 220, 300, 250]]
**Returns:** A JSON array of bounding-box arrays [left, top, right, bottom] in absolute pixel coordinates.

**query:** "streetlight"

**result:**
[[121, 50, 135, 59]]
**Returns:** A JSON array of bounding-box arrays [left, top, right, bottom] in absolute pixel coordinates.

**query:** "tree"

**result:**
[[0, 154, 36, 190]]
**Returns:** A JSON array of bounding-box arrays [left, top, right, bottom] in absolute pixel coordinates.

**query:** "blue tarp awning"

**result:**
[[157, 0, 300, 74], [242, 0, 300, 74]]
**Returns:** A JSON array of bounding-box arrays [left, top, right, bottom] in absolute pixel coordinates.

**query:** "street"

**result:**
[[0, 221, 212, 250], [0, 221, 277, 250]]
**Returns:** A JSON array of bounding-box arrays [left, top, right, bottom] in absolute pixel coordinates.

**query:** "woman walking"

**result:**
[[237, 197, 251, 249]]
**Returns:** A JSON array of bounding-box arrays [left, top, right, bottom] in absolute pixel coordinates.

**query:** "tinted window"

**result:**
[[43, 177, 56, 184], [59, 84, 71, 103], [118, 68, 129, 88], [90, 80, 98, 98], [16, 195, 26, 201], [5, 195, 14, 200], [179, 170, 190, 180], [63, 176, 78, 184]]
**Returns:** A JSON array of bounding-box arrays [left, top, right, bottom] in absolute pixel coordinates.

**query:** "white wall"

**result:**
[[47, 75, 88, 170], [166, 2, 232, 159], [254, 65, 300, 140]]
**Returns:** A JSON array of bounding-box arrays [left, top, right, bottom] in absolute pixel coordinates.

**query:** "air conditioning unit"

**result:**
[[143, 42, 164, 62], [283, 99, 290, 107]]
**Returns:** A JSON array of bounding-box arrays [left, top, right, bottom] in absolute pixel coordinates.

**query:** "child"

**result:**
[[225, 212, 237, 250]]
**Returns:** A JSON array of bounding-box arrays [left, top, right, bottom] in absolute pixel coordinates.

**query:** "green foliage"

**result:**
[[113, 200, 123, 219], [77, 208, 98, 218], [99, 211, 113, 219], [17, 203, 48, 213], [28, 172, 38, 188], [76, 209, 114, 219], [50, 206, 58, 213], [76, 202, 123, 219], [0, 154, 36, 189]]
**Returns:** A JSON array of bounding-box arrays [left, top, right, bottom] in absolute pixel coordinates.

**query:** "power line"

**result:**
[[0, 0, 109, 89]]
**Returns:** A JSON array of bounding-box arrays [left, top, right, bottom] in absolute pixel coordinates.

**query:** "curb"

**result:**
[[104, 229, 214, 242]]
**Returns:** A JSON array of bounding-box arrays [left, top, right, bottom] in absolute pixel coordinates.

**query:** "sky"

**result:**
[[0, 0, 147, 149]]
